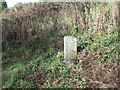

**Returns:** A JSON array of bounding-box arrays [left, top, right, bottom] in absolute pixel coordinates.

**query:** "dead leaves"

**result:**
[[78, 47, 118, 88]]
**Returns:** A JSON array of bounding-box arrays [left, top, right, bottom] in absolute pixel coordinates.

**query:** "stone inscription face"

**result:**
[[64, 36, 77, 62]]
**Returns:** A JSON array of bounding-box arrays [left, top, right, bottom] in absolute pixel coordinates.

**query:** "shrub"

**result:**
[[0, 0, 7, 13]]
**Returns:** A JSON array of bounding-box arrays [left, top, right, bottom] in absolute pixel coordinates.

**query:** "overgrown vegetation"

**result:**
[[0, 0, 7, 13], [1, 2, 119, 88]]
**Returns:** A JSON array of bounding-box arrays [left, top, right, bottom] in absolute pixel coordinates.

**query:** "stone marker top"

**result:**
[[64, 36, 77, 40]]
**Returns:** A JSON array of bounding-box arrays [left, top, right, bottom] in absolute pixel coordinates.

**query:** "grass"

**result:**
[[2, 26, 118, 88], [2, 29, 118, 88], [1, 2, 119, 89]]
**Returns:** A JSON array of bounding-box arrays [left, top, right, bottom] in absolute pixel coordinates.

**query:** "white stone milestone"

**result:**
[[64, 36, 77, 63]]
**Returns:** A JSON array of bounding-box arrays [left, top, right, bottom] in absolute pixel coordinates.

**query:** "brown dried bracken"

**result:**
[[77, 47, 118, 88]]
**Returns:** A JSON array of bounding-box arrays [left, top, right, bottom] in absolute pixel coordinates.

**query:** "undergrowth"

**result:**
[[2, 26, 118, 88], [1, 2, 119, 89]]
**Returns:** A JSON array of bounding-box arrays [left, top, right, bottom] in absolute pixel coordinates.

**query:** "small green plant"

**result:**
[[17, 80, 35, 88], [78, 79, 88, 88], [50, 84, 71, 88], [2, 80, 14, 88], [68, 26, 78, 36]]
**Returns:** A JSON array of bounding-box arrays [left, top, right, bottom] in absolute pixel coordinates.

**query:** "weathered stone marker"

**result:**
[[64, 36, 77, 63]]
